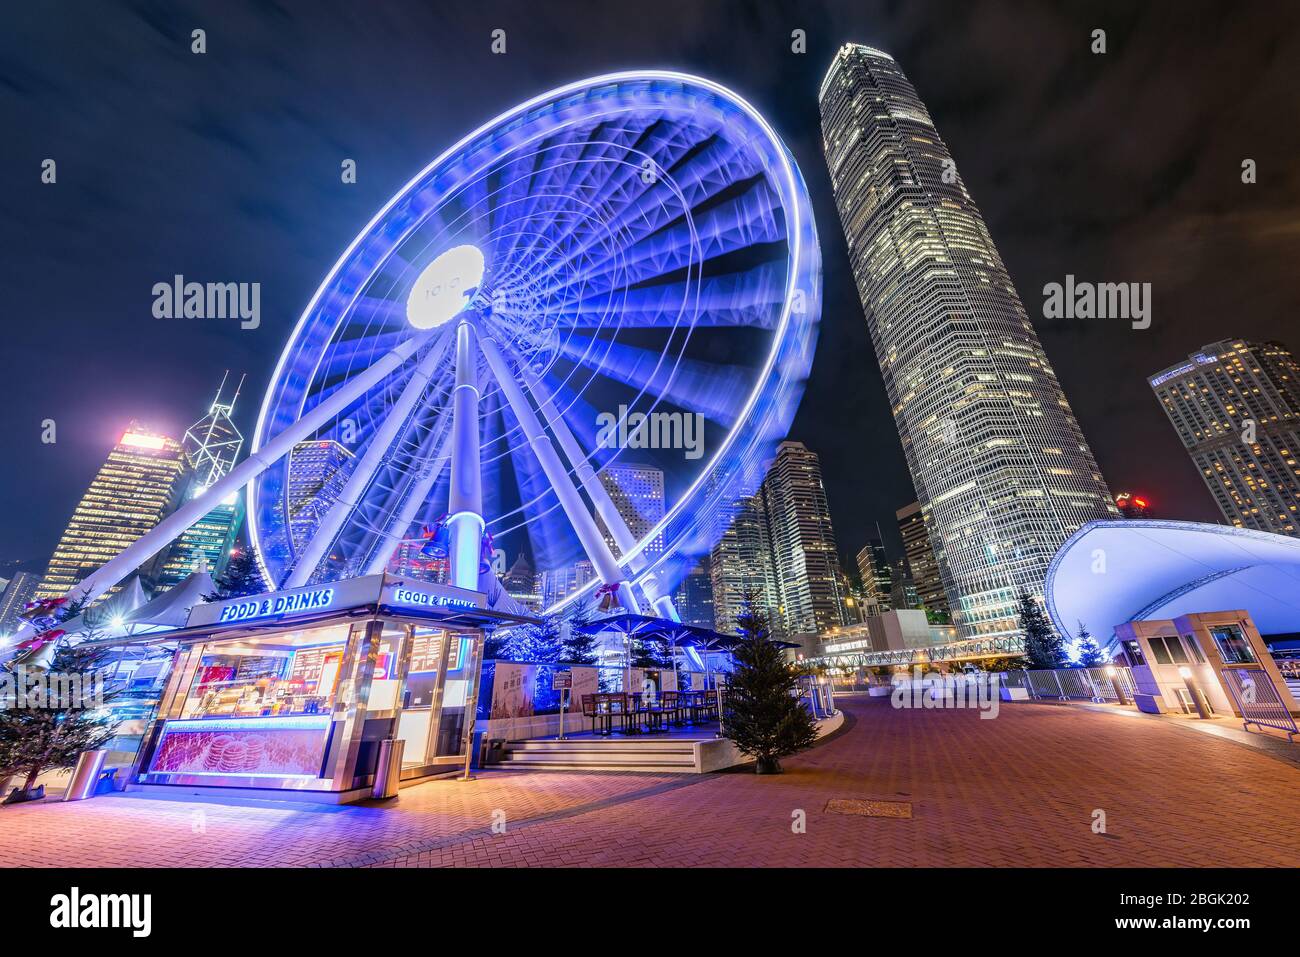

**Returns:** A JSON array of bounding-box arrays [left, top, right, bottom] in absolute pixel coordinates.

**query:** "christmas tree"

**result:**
[[724, 600, 819, 774], [558, 600, 600, 665], [0, 638, 123, 803], [203, 547, 267, 601], [1075, 622, 1104, 667], [1017, 589, 1066, 670]]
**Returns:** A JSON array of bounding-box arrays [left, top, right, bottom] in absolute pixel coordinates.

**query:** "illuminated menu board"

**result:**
[[409, 630, 458, 673], [288, 645, 345, 695]]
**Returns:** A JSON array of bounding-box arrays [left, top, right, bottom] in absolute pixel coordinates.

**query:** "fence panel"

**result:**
[[1220, 668, 1299, 740]]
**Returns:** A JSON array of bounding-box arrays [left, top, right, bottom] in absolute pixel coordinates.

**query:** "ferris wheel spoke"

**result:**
[[549, 177, 785, 298], [561, 332, 750, 426], [478, 325, 638, 607], [285, 336, 452, 586], [496, 125, 658, 278], [531, 137, 759, 296], [510, 120, 705, 288], [552, 260, 788, 330], [359, 415, 455, 576]]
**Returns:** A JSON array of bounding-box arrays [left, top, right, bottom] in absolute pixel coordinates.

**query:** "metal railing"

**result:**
[[1000, 666, 1135, 702], [1220, 668, 1299, 741]]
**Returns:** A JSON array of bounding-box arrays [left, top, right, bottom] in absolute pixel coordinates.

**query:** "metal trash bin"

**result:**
[[372, 739, 405, 800], [483, 738, 507, 766], [64, 749, 108, 802]]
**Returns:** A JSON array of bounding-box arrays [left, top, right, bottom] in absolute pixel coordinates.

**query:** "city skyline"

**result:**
[[5, 2, 1297, 574]]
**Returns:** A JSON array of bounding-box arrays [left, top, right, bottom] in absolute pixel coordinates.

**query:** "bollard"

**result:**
[[372, 739, 405, 800], [64, 749, 108, 802]]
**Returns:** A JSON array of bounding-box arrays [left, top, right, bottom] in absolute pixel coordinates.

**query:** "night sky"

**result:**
[[3, 0, 1298, 572]]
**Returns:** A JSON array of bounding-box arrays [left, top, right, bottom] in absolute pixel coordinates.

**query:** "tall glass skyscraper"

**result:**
[[36, 424, 189, 602], [820, 44, 1116, 639], [1149, 339, 1300, 537]]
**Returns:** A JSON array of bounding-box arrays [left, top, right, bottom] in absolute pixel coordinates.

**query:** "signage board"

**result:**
[[188, 574, 489, 629]]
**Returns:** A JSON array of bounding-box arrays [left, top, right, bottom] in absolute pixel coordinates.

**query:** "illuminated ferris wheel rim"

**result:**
[[247, 69, 818, 607]]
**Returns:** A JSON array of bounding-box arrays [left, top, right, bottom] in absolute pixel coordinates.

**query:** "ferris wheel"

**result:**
[[13, 71, 821, 637], [249, 71, 822, 616]]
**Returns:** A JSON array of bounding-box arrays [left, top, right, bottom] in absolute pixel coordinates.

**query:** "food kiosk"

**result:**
[[130, 574, 534, 803]]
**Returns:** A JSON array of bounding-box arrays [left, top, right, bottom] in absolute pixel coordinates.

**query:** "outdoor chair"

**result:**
[[660, 690, 684, 726]]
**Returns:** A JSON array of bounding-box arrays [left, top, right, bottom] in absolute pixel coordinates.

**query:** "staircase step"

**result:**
[[503, 750, 695, 767], [507, 739, 697, 753], [499, 761, 698, 773]]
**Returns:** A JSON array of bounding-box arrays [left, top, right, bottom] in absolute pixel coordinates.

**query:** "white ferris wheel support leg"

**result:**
[[476, 327, 641, 613], [520, 367, 679, 621], [447, 318, 485, 590], [8, 331, 431, 643], [284, 338, 450, 588]]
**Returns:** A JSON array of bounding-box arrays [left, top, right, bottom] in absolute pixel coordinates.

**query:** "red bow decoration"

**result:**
[[16, 629, 64, 653], [594, 582, 622, 611]]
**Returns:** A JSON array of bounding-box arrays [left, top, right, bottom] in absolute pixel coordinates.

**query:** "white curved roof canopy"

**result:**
[[1045, 520, 1300, 639]]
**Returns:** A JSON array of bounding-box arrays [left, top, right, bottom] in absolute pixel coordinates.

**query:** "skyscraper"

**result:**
[[152, 375, 247, 589], [36, 424, 189, 601], [596, 462, 666, 560], [759, 441, 849, 636], [0, 571, 41, 635], [896, 501, 949, 618], [1113, 492, 1153, 520], [855, 537, 892, 615], [1149, 339, 1300, 536], [709, 483, 781, 638], [286, 440, 354, 557], [674, 557, 715, 629], [820, 44, 1117, 639], [501, 553, 542, 612]]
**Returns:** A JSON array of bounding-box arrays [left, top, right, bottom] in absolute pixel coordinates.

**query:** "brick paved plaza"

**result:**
[[5, 696, 1298, 868]]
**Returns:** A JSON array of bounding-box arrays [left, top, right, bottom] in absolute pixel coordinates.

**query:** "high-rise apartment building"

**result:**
[[820, 44, 1117, 638], [758, 442, 849, 637], [896, 501, 949, 617], [36, 425, 189, 601], [152, 376, 246, 589], [1149, 339, 1300, 536]]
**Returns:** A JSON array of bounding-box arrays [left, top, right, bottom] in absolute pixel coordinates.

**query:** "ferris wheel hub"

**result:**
[[405, 244, 485, 330]]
